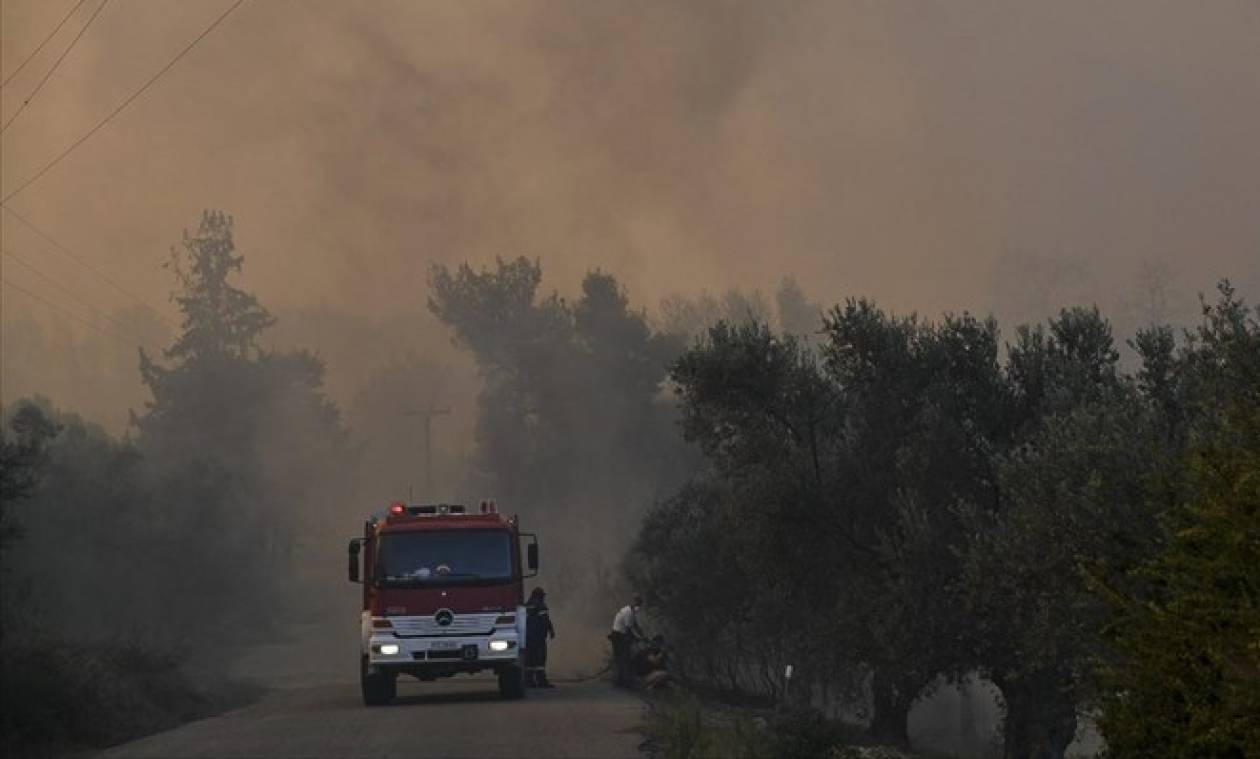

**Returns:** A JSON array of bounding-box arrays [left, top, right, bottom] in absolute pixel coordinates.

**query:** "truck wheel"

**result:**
[[498, 664, 526, 699], [361, 657, 396, 706]]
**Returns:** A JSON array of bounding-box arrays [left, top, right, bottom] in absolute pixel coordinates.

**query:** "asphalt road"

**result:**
[[99, 676, 645, 759]]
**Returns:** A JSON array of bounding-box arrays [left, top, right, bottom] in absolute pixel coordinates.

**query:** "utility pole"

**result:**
[[404, 405, 450, 497]]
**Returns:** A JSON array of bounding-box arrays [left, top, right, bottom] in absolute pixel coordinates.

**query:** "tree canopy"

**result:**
[[628, 283, 1258, 758]]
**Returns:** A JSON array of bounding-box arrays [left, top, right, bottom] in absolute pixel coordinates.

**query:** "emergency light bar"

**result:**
[[386, 502, 468, 517]]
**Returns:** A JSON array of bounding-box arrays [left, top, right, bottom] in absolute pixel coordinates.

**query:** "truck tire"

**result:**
[[361, 657, 396, 706], [498, 664, 526, 699]]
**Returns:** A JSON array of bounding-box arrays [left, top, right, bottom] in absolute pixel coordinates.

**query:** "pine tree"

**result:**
[[132, 211, 350, 633]]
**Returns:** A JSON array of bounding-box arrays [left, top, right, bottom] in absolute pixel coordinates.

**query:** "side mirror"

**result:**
[[348, 539, 362, 583], [520, 533, 539, 577]]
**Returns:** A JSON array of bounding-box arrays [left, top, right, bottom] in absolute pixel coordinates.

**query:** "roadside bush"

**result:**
[[645, 698, 894, 759], [645, 697, 773, 759], [767, 709, 859, 759], [0, 632, 243, 758]]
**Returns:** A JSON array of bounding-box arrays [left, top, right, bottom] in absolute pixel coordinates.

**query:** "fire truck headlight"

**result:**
[[489, 640, 510, 652], [379, 643, 400, 656]]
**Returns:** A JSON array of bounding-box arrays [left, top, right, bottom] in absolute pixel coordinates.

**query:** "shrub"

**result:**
[[0, 633, 248, 757], [644, 698, 888, 759], [644, 697, 773, 759]]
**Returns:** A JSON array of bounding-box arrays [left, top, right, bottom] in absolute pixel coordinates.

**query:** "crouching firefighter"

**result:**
[[525, 587, 556, 688], [608, 595, 644, 687]]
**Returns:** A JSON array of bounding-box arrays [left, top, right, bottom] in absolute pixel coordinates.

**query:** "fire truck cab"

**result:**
[[348, 501, 539, 705]]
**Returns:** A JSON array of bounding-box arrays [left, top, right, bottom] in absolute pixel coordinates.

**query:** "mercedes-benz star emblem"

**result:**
[[435, 609, 454, 627]]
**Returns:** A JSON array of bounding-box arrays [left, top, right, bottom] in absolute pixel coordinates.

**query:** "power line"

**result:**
[[1, 275, 145, 346], [0, 0, 90, 90], [1, 0, 247, 204], [1, 204, 173, 328], [1, 0, 110, 135], [1, 244, 142, 339]]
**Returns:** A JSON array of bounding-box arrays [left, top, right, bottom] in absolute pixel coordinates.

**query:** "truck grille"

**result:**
[[390, 612, 497, 637]]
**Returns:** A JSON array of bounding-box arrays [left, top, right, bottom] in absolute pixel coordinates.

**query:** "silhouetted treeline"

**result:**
[[425, 258, 1255, 755], [1, 212, 351, 754], [426, 260, 825, 621], [426, 259, 687, 613], [625, 284, 1258, 757], [2, 216, 1254, 757], [3, 212, 352, 639]]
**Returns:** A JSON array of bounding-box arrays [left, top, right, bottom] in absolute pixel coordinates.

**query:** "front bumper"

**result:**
[[361, 609, 527, 675], [366, 633, 519, 667]]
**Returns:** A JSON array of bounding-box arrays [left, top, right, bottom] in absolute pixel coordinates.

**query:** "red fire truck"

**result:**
[[348, 501, 539, 705]]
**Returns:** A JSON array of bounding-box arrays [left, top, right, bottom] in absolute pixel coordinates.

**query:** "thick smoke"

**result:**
[[3, 1, 1256, 330]]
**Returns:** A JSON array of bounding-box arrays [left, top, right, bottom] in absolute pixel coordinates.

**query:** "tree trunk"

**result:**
[[996, 674, 1078, 759], [869, 671, 911, 746]]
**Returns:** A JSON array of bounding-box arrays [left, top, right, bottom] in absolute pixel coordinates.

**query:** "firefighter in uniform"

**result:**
[[525, 586, 556, 688]]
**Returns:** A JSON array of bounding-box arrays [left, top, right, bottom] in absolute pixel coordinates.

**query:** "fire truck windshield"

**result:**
[[375, 530, 513, 587]]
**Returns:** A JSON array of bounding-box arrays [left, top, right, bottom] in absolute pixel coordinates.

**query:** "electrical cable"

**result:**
[[1, 274, 145, 346], [0, 0, 90, 90], [1, 0, 247, 204], [1, 204, 174, 328], [1, 0, 110, 135], [1, 244, 144, 339]]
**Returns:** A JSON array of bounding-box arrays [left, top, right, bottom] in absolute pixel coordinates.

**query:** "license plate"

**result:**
[[430, 640, 458, 650]]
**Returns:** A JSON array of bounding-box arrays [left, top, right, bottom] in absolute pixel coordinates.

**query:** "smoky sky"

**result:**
[[2, 0, 1258, 332]]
